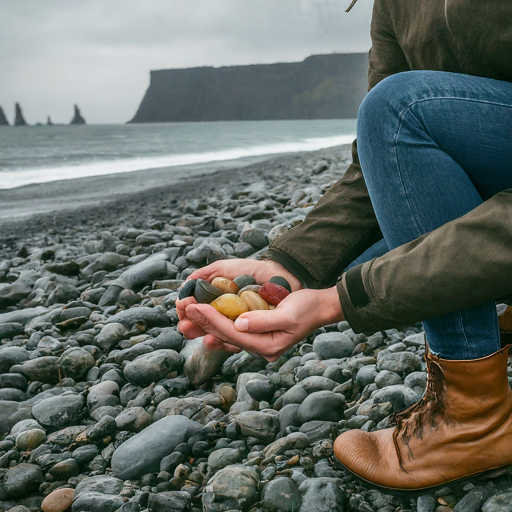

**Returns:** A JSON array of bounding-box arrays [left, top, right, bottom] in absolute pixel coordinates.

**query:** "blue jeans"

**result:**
[[348, 70, 512, 360]]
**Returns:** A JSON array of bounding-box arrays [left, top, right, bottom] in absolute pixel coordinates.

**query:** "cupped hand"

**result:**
[[176, 258, 302, 344], [181, 286, 344, 361]]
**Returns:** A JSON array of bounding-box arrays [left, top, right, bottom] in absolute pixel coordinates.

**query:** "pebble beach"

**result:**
[[0, 146, 511, 512]]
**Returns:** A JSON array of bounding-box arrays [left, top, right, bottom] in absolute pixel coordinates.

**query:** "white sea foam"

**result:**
[[0, 134, 353, 189]]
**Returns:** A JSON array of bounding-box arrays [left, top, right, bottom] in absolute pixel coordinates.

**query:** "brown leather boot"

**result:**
[[334, 345, 512, 495]]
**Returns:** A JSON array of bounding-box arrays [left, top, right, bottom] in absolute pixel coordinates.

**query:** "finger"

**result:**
[[203, 334, 241, 353], [233, 309, 293, 334], [187, 261, 227, 282], [177, 319, 207, 339], [176, 296, 198, 317]]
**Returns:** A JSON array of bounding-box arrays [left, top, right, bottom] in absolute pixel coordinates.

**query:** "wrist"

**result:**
[[318, 286, 345, 326]]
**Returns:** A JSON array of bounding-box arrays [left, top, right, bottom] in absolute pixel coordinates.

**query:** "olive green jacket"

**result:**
[[265, 0, 512, 334]]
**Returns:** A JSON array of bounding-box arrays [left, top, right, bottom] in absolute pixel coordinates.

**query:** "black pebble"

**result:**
[[178, 279, 197, 300], [269, 276, 292, 293]]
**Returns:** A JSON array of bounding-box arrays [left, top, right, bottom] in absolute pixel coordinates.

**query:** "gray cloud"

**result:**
[[0, 0, 373, 124]]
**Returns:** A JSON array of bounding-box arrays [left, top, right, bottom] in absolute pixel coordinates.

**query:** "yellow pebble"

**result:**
[[210, 293, 249, 320], [240, 290, 270, 311], [211, 277, 240, 294]]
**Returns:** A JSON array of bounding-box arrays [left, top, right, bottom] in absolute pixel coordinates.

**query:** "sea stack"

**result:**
[[0, 106, 9, 125], [70, 104, 86, 125], [14, 103, 28, 126], [47, 116, 53, 126]]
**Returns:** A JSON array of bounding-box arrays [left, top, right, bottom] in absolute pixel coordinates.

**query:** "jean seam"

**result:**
[[456, 310, 475, 359]]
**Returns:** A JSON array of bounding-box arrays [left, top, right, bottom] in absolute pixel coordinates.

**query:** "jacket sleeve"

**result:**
[[338, 189, 512, 334], [263, 0, 410, 289]]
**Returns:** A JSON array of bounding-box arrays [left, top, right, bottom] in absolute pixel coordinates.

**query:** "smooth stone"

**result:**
[[208, 447, 242, 472], [16, 429, 46, 450], [210, 294, 249, 320], [453, 488, 487, 512], [94, 323, 128, 352], [4, 463, 44, 497], [376, 351, 422, 375], [375, 370, 403, 388], [299, 421, 337, 443], [269, 276, 292, 293], [111, 415, 202, 479], [301, 376, 338, 394], [262, 477, 301, 512], [114, 406, 152, 432], [258, 282, 290, 306], [246, 378, 273, 402], [182, 337, 231, 387], [41, 488, 74, 512], [278, 404, 301, 430], [297, 391, 345, 424], [233, 275, 255, 289], [146, 329, 183, 351], [404, 371, 428, 390], [313, 332, 354, 359], [22, 356, 60, 384], [47, 425, 87, 447], [32, 394, 85, 428], [148, 491, 191, 512], [106, 307, 170, 329], [178, 279, 197, 300], [74, 475, 124, 498], [202, 464, 260, 512], [235, 411, 280, 442], [0, 322, 24, 340], [71, 444, 100, 464], [239, 226, 268, 248], [482, 492, 512, 512], [10, 418, 43, 436], [49, 457, 80, 479], [124, 349, 182, 386], [371, 384, 419, 413], [0, 347, 30, 373], [0, 388, 25, 402], [194, 279, 223, 304], [58, 347, 95, 380], [0, 306, 48, 327], [211, 276, 239, 294], [298, 478, 345, 512], [263, 432, 310, 458], [72, 492, 124, 512], [239, 290, 269, 311]]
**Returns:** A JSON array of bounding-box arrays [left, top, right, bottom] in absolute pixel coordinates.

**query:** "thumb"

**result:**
[[234, 309, 290, 334]]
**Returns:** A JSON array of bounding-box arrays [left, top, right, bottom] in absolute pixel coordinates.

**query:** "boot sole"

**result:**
[[335, 459, 512, 498]]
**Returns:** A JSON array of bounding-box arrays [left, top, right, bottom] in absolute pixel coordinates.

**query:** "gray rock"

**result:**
[[404, 371, 428, 390], [356, 365, 378, 387], [72, 444, 100, 464], [0, 388, 25, 401], [10, 418, 43, 436], [297, 391, 345, 424], [58, 347, 95, 380], [81, 252, 128, 277], [148, 491, 191, 512], [301, 376, 338, 394], [146, 329, 183, 351], [46, 283, 80, 305], [482, 492, 512, 512], [404, 332, 426, 348], [4, 463, 43, 497], [15, 428, 46, 450], [124, 349, 182, 386], [453, 488, 487, 512], [239, 227, 268, 248], [0, 322, 24, 340], [313, 332, 354, 359], [0, 280, 32, 308], [263, 432, 310, 458], [298, 478, 346, 512], [235, 411, 279, 442], [111, 415, 202, 479], [246, 378, 273, 402], [367, 332, 385, 349], [417, 495, 436, 512], [72, 492, 124, 512], [208, 447, 243, 472], [74, 475, 124, 498], [32, 394, 85, 428], [376, 351, 422, 375], [299, 421, 337, 442], [371, 385, 419, 413], [95, 323, 127, 351], [262, 477, 301, 512], [0, 306, 48, 326], [182, 337, 230, 387], [185, 241, 225, 265], [278, 404, 301, 430], [0, 401, 33, 434], [106, 307, 170, 329], [0, 347, 30, 373], [48, 458, 79, 479], [375, 370, 403, 388], [114, 406, 152, 432], [22, 356, 59, 383], [203, 464, 260, 512]]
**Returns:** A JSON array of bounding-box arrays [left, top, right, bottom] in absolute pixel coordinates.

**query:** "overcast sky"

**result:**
[[1, 0, 373, 124]]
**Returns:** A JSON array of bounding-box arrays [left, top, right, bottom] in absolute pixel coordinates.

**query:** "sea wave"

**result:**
[[0, 134, 354, 189]]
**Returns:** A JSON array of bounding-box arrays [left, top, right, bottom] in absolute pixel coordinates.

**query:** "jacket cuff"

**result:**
[[337, 260, 378, 335], [262, 247, 319, 289]]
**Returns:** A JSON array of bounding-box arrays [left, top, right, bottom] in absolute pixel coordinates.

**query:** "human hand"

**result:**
[[180, 286, 344, 361], [176, 258, 302, 341]]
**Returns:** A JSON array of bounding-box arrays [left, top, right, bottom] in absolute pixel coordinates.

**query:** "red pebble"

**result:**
[[258, 282, 290, 306]]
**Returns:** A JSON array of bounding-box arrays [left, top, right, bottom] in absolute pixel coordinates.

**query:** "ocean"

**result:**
[[0, 119, 356, 190]]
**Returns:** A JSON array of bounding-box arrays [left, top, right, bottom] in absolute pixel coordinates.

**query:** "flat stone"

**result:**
[[4, 463, 44, 498], [262, 477, 301, 512], [208, 448, 242, 472], [111, 415, 202, 479], [124, 349, 182, 386], [22, 356, 60, 384], [0, 347, 30, 374], [32, 394, 85, 428], [297, 391, 345, 424], [74, 475, 124, 498], [148, 491, 191, 512], [376, 351, 422, 375], [313, 332, 354, 359], [41, 488, 74, 512], [114, 406, 152, 432], [106, 306, 170, 329], [72, 492, 124, 512], [263, 432, 310, 458]]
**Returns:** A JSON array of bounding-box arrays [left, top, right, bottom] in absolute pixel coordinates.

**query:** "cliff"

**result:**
[[70, 105, 86, 125], [14, 103, 27, 126], [0, 106, 9, 126], [129, 53, 368, 123]]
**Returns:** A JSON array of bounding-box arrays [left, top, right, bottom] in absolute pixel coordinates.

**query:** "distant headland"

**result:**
[[128, 53, 368, 123]]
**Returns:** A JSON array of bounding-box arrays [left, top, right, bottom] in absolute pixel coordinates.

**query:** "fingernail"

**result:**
[[234, 318, 249, 332]]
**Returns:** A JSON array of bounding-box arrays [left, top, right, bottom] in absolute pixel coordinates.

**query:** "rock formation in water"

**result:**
[[70, 104, 86, 125], [47, 116, 53, 126], [0, 106, 9, 126], [129, 53, 368, 123], [14, 103, 27, 126]]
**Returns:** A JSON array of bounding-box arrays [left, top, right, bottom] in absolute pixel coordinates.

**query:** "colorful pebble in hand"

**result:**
[[210, 293, 249, 320], [258, 282, 290, 306]]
